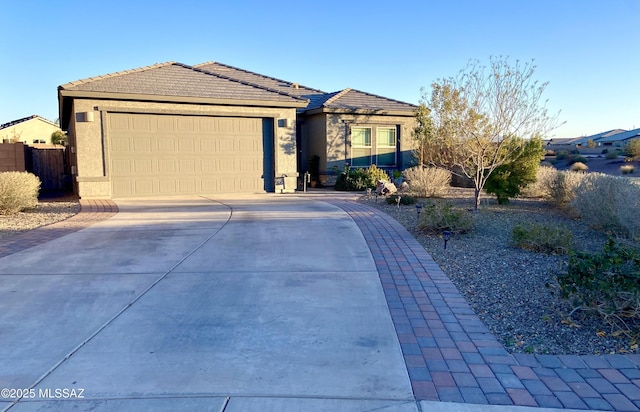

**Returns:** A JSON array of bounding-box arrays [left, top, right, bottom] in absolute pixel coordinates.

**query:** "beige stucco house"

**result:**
[[58, 61, 417, 199], [0, 115, 61, 145]]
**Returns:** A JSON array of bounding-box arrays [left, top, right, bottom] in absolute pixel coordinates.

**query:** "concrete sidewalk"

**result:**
[[0, 194, 637, 411]]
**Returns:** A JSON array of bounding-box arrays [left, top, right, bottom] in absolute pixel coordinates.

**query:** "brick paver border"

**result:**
[[0, 199, 118, 259], [330, 200, 640, 411]]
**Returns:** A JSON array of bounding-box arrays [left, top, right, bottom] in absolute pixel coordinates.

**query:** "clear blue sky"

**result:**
[[1, 0, 638, 138]]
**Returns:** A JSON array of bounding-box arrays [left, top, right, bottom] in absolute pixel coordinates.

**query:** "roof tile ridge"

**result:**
[[33, 115, 58, 126], [323, 88, 351, 106], [190, 63, 309, 102], [59, 62, 176, 89], [344, 88, 417, 107], [195, 61, 326, 94]]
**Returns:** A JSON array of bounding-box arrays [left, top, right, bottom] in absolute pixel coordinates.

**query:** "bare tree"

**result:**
[[415, 56, 562, 211]]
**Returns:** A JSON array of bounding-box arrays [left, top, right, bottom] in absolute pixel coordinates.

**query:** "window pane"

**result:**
[[377, 148, 396, 167], [352, 127, 371, 146], [352, 148, 371, 167], [377, 127, 396, 147]]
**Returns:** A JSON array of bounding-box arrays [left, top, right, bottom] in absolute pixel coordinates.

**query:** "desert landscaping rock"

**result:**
[[0, 200, 80, 240]]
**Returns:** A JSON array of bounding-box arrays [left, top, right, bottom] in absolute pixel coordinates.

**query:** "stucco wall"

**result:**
[[67, 98, 298, 198]]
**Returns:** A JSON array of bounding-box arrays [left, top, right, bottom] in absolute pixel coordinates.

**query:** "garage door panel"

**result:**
[[132, 116, 152, 131], [134, 180, 154, 195], [158, 180, 176, 194], [112, 181, 132, 196], [201, 179, 218, 192], [130, 137, 150, 152], [112, 159, 132, 174], [157, 159, 175, 173], [109, 113, 130, 130], [200, 138, 217, 152], [218, 139, 234, 152], [157, 117, 175, 131], [177, 159, 196, 173], [178, 139, 195, 152], [177, 117, 196, 131], [133, 159, 153, 173], [109, 113, 265, 197], [111, 137, 131, 152], [239, 158, 259, 172], [158, 138, 176, 152]]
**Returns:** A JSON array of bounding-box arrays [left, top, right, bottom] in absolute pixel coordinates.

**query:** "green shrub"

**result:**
[[625, 139, 640, 160], [417, 201, 473, 234], [335, 167, 369, 191], [366, 164, 391, 185], [556, 151, 568, 160], [0, 171, 41, 215], [549, 170, 586, 208], [511, 223, 573, 254], [570, 173, 640, 240], [521, 165, 557, 199], [50, 130, 67, 146], [568, 155, 588, 165], [569, 161, 588, 172], [605, 151, 619, 160], [402, 166, 451, 198], [386, 194, 417, 205], [484, 137, 545, 204], [557, 238, 640, 331], [335, 164, 390, 191]]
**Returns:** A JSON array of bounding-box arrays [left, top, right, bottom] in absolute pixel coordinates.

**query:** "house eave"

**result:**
[[57, 89, 308, 109]]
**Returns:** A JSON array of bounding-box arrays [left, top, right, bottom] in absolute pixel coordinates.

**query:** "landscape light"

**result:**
[[442, 230, 452, 249]]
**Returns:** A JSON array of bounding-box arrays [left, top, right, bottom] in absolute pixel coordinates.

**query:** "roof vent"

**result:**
[[292, 83, 299, 89]]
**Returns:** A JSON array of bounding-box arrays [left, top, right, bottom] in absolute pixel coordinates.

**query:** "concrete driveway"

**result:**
[[0, 195, 415, 411]]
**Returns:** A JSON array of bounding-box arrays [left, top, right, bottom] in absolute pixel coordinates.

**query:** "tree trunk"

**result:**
[[474, 187, 481, 212]]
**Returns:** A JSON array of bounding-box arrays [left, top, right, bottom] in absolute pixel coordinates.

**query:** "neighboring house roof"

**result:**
[[0, 115, 58, 130], [570, 129, 626, 146], [59, 62, 308, 106], [305, 88, 417, 115], [597, 127, 640, 144]]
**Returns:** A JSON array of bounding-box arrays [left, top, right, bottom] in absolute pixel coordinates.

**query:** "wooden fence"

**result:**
[[0, 142, 68, 191], [28, 146, 66, 191]]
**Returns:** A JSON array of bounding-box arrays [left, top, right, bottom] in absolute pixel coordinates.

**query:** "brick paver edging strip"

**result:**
[[0, 200, 118, 259], [329, 200, 640, 411]]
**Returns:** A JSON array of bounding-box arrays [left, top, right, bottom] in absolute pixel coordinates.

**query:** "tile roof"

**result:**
[[596, 127, 640, 143], [306, 88, 417, 112], [195, 61, 326, 99], [59, 62, 307, 105], [569, 129, 626, 145], [195, 62, 416, 114], [0, 115, 58, 130]]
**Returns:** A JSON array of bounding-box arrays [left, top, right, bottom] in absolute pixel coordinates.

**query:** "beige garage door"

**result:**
[[108, 113, 266, 197]]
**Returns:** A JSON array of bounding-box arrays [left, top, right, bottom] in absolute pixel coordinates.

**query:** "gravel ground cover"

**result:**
[[361, 188, 639, 355], [0, 199, 80, 240]]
